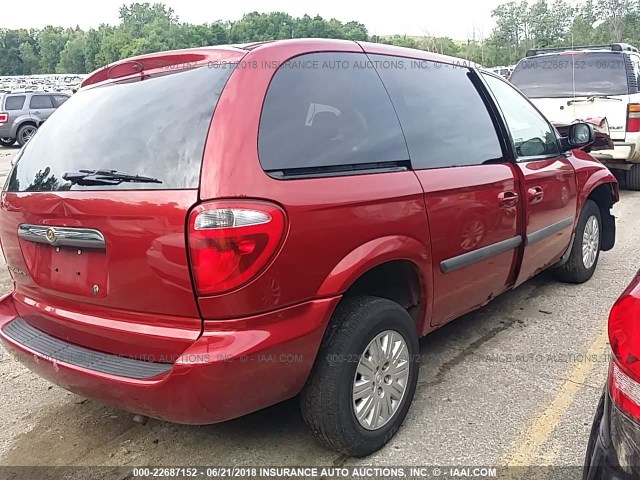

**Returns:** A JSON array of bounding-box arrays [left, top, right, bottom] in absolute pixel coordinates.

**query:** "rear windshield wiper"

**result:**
[[590, 95, 623, 101], [567, 95, 623, 105], [62, 169, 162, 186]]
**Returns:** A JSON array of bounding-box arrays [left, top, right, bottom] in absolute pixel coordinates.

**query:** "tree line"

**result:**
[[481, 0, 640, 66], [0, 0, 637, 75]]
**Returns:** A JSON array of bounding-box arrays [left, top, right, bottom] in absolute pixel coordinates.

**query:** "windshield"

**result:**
[[510, 52, 629, 98], [6, 64, 235, 192]]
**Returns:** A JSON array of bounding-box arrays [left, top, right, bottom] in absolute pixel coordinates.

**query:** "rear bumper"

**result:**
[[0, 124, 14, 138], [583, 390, 640, 480], [0, 291, 339, 424], [593, 142, 640, 165]]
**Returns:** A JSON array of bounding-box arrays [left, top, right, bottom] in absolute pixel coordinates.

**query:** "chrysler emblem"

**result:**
[[46, 228, 56, 243]]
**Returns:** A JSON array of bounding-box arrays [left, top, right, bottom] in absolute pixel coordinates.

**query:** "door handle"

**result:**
[[528, 186, 544, 204], [33, 111, 41, 115], [498, 191, 519, 208]]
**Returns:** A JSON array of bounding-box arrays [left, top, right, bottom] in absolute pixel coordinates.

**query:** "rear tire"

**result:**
[[626, 164, 640, 191], [16, 124, 37, 147], [300, 296, 420, 457], [0, 138, 14, 147], [555, 199, 601, 284], [612, 168, 627, 190]]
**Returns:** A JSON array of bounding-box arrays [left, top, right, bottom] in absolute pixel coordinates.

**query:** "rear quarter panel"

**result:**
[[197, 40, 433, 332]]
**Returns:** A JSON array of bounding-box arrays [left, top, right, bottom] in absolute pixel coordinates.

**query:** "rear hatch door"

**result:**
[[530, 96, 629, 140], [0, 51, 241, 360]]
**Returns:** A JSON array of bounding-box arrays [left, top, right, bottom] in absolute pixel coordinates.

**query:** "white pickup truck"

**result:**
[[510, 43, 640, 189]]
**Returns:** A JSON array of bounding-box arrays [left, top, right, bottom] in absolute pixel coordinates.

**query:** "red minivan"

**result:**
[[0, 39, 619, 456]]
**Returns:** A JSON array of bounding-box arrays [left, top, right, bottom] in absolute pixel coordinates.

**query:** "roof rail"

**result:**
[[611, 43, 639, 52], [525, 43, 639, 57]]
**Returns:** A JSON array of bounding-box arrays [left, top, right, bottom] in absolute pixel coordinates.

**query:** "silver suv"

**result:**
[[0, 92, 69, 147]]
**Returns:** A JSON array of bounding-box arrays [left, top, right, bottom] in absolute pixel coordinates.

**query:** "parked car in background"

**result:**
[[510, 43, 640, 189], [0, 39, 619, 457], [0, 92, 70, 147], [584, 271, 640, 479], [0, 74, 86, 95]]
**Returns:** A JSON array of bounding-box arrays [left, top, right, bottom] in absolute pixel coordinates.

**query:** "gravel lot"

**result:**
[[0, 145, 638, 476]]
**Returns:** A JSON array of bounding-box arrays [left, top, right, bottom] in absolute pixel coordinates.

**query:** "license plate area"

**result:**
[[22, 243, 108, 298]]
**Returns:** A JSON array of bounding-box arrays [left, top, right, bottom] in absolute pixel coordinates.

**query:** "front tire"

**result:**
[[300, 296, 420, 457], [555, 199, 601, 284]]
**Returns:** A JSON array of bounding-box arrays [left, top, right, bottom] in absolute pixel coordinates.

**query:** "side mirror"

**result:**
[[561, 122, 596, 152]]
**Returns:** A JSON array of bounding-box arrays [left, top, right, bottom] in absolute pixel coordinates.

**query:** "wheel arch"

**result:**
[[9, 116, 35, 137], [317, 236, 432, 335], [15, 120, 37, 134], [585, 182, 617, 252]]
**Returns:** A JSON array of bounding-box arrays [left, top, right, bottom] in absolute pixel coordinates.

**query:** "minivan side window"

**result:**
[[5, 96, 26, 110], [370, 55, 504, 169], [29, 95, 54, 109], [482, 73, 560, 159], [258, 52, 409, 174]]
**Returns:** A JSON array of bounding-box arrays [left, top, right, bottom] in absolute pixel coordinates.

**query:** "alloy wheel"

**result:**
[[20, 127, 37, 144], [352, 329, 410, 431], [582, 215, 599, 269]]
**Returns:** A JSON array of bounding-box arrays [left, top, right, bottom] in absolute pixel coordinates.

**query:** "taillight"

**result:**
[[0, 113, 8, 125], [609, 275, 640, 419], [627, 104, 640, 132], [188, 201, 286, 295], [610, 363, 640, 419]]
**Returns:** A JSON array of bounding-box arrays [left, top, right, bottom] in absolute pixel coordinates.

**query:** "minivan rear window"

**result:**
[[510, 52, 629, 98], [7, 65, 235, 192]]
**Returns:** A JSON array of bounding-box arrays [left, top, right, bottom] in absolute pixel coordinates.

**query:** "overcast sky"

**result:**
[[1, 0, 509, 40]]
